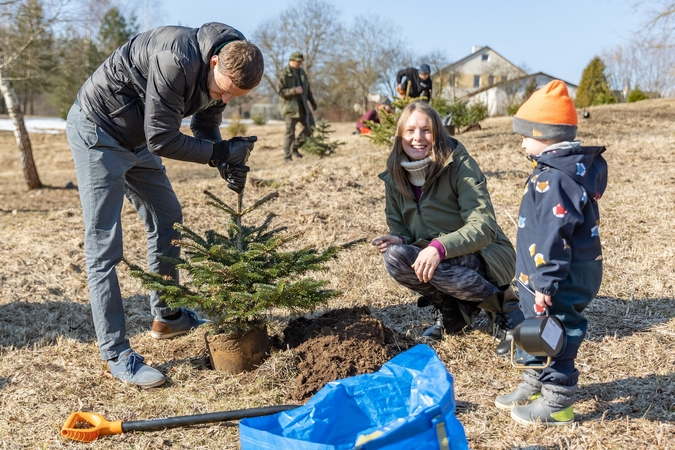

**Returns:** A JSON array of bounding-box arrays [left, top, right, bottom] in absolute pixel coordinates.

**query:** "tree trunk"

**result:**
[[0, 69, 42, 190]]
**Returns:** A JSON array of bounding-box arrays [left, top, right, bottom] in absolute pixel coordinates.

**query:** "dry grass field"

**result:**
[[1, 98, 674, 449]]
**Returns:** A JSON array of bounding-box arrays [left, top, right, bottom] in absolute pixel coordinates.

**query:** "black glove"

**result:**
[[218, 163, 251, 193], [210, 136, 257, 166], [311, 101, 317, 111]]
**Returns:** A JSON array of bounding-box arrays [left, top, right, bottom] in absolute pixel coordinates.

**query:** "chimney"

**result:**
[[471, 46, 482, 54]]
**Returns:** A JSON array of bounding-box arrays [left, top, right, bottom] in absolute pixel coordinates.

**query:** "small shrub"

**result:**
[[301, 120, 343, 157], [251, 114, 267, 125], [226, 114, 247, 137], [444, 98, 488, 128], [627, 87, 649, 103], [363, 96, 488, 145], [506, 103, 521, 116]]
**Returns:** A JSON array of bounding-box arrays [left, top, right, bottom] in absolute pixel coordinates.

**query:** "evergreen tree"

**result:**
[[301, 119, 343, 157], [364, 95, 420, 147], [126, 190, 364, 333], [97, 7, 139, 58], [627, 86, 649, 102], [364, 95, 489, 147], [48, 28, 102, 118], [7, 0, 56, 115], [576, 57, 616, 108]]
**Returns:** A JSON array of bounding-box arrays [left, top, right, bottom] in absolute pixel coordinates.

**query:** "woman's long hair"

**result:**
[[386, 101, 454, 200]]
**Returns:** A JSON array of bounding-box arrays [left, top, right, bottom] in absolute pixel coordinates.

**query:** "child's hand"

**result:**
[[534, 291, 552, 314], [371, 235, 401, 253]]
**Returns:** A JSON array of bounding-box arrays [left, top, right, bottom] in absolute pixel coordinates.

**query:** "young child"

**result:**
[[495, 80, 608, 426]]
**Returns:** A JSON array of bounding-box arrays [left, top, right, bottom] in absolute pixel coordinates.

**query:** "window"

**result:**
[[488, 75, 495, 85], [481, 54, 489, 62], [473, 75, 480, 88]]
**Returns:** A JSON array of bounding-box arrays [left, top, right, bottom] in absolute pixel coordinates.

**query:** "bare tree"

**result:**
[[252, 0, 341, 96], [335, 15, 406, 112], [604, 21, 675, 97], [604, 1, 675, 97], [0, 0, 66, 190], [641, 0, 675, 29], [0, 69, 40, 188], [251, 16, 293, 94]]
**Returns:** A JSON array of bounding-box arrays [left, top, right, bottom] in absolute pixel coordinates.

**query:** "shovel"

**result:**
[[61, 404, 298, 442]]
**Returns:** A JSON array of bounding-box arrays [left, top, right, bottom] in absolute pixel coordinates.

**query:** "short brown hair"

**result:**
[[217, 40, 264, 90]]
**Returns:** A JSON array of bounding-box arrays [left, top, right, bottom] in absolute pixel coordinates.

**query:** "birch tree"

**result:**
[[0, 0, 64, 190]]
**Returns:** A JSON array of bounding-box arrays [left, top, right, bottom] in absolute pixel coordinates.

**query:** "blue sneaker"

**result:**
[[150, 307, 210, 339], [108, 350, 166, 388]]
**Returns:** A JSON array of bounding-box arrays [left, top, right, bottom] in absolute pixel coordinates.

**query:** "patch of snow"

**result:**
[[0, 117, 283, 135]]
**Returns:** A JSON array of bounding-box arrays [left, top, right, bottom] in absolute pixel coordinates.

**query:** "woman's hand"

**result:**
[[371, 235, 402, 253], [412, 247, 441, 283]]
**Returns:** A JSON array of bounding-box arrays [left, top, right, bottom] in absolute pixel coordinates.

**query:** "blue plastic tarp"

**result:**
[[240, 344, 469, 449]]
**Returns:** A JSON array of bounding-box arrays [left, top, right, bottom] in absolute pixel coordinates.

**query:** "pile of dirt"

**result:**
[[279, 306, 413, 400]]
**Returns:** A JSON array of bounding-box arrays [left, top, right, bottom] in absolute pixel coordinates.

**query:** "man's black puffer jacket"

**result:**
[[77, 22, 245, 164]]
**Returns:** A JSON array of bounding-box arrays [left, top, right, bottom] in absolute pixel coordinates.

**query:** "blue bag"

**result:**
[[239, 344, 469, 449]]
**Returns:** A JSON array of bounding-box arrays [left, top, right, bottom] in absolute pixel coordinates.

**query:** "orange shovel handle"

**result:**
[[61, 404, 298, 442], [61, 411, 122, 443]]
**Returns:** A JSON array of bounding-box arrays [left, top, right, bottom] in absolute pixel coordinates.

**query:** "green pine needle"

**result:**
[[123, 190, 365, 333]]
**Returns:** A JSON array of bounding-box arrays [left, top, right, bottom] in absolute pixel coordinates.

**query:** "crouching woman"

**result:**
[[372, 101, 520, 354]]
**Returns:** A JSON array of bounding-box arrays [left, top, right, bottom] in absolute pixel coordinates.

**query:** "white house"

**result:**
[[467, 73, 578, 116], [435, 46, 527, 100]]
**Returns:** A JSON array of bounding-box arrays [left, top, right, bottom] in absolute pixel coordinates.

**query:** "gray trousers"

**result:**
[[382, 244, 498, 301], [283, 115, 313, 159], [66, 103, 181, 361]]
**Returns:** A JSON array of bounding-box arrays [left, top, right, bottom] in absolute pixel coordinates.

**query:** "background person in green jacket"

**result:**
[[372, 101, 522, 354], [277, 51, 317, 162]]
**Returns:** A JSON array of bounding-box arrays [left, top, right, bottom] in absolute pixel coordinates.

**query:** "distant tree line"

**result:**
[[0, 0, 139, 118], [3, 0, 674, 120], [0, 0, 455, 120], [581, 1, 675, 105]]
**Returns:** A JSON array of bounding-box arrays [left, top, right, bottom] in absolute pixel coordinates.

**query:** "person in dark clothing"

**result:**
[[495, 80, 607, 426], [277, 51, 317, 162], [355, 99, 392, 134], [396, 64, 432, 100], [66, 22, 264, 388]]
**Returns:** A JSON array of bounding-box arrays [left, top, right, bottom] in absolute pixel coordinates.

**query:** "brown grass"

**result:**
[[1, 98, 674, 449]]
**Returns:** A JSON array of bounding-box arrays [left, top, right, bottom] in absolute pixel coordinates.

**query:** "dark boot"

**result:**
[[419, 295, 468, 342], [478, 286, 524, 357], [496, 287, 524, 356]]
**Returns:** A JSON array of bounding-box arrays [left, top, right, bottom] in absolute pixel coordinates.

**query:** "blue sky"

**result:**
[[153, 0, 650, 85]]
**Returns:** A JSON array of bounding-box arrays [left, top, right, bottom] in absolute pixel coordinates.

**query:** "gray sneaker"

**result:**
[[151, 307, 210, 339], [108, 349, 166, 388]]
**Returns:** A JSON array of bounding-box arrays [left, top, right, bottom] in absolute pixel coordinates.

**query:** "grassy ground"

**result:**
[[0, 98, 674, 449]]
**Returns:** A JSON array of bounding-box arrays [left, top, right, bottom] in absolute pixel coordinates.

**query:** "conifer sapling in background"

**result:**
[[300, 119, 343, 157], [125, 190, 364, 334]]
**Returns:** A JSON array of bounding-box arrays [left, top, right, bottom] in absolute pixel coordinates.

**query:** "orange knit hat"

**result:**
[[513, 80, 578, 141]]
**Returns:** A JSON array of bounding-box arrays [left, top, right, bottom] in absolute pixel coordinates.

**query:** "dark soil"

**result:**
[[278, 306, 414, 400]]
